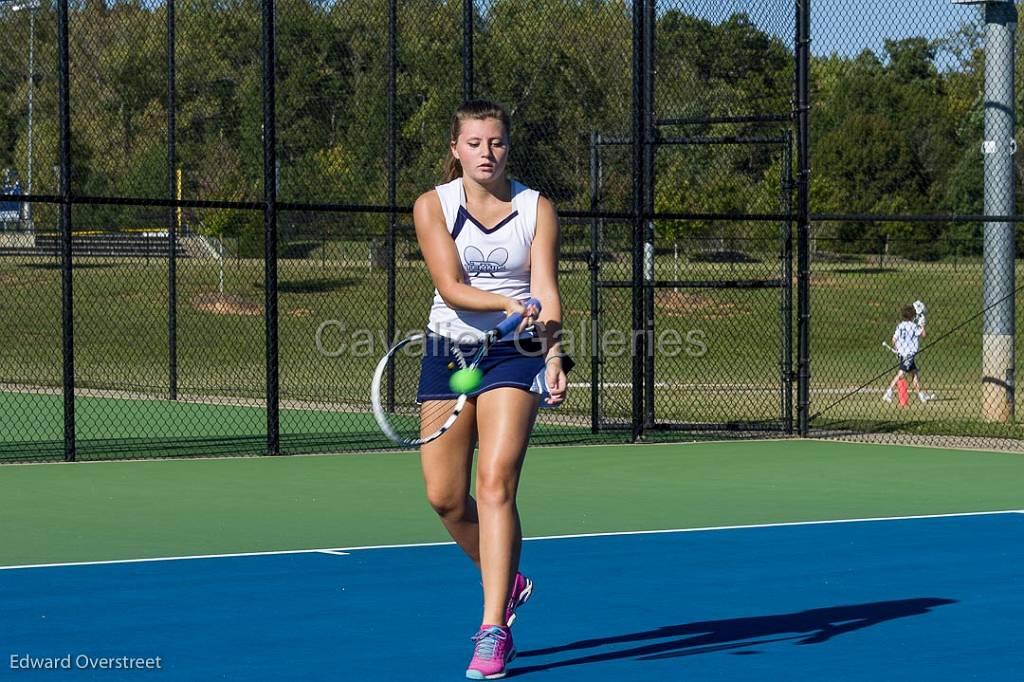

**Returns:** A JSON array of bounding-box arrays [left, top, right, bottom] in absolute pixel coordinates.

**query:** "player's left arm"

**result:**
[[530, 195, 567, 405]]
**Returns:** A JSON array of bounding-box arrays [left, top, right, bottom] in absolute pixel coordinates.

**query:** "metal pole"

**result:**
[[782, 129, 795, 433], [386, 0, 397, 412], [981, 1, 1017, 422], [463, 0, 473, 101], [8, 1, 38, 223], [795, 0, 811, 436], [589, 131, 601, 433], [26, 5, 33, 219], [631, 0, 645, 441], [262, 0, 280, 454], [642, 0, 656, 429], [57, 0, 74, 461], [167, 0, 177, 401]]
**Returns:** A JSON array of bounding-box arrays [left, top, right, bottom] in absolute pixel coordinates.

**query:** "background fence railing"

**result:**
[[2, 1, 1022, 462]]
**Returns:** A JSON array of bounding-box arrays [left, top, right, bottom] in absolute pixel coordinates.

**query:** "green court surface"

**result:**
[[1, 439, 1021, 568]]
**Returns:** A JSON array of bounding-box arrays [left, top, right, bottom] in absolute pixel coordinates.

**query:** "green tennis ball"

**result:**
[[449, 367, 483, 394]]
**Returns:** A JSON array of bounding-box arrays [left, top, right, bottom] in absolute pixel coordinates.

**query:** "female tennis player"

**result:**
[[412, 100, 567, 679]]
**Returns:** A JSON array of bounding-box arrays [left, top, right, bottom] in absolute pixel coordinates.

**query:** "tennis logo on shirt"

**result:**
[[464, 246, 508, 277]]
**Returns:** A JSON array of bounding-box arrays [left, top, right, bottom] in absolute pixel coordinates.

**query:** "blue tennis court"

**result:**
[[3, 511, 1021, 680]]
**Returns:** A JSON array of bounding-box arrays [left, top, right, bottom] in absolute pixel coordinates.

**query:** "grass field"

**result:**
[[2, 241, 1024, 457]]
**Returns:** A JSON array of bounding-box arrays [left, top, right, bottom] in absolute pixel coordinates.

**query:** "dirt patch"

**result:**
[[654, 290, 746, 319], [191, 293, 263, 317], [0, 272, 31, 289], [190, 293, 313, 318]]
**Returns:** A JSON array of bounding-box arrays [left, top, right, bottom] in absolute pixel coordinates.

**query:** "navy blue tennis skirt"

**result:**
[[417, 334, 545, 402]]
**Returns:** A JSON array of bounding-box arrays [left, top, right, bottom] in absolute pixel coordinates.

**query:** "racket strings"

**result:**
[[374, 338, 468, 444], [420, 399, 461, 438]]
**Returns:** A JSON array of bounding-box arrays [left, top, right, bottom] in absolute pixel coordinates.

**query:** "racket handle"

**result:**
[[494, 297, 542, 338]]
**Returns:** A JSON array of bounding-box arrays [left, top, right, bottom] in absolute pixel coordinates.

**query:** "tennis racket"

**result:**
[[371, 297, 541, 446]]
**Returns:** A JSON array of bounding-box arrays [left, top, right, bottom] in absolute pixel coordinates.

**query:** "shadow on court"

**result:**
[[273, 276, 361, 293], [813, 419, 930, 434], [512, 598, 955, 675], [21, 261, 118, 270], [832, 267, 899, 275]]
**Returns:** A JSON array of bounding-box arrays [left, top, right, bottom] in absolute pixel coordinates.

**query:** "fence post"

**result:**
[[262, 0, 280, 455], [386, 0, 397, 411], [589, 131, 601, 433], [630, 0, 645, 442], [782, 129, 795, 433], [167, 0, 178, 402], [463, 0, 473, 101], [58, 0, 74, 461], [642, 0, 656, 430], [795, 0, 811, 437]]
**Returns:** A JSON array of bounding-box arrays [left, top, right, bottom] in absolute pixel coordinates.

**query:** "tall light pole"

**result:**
[[980, 0, 1017, 423], [955, 0, 1018, 422], [9, 1, 40, 225]]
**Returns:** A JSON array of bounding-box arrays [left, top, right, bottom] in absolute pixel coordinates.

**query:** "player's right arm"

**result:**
[[413, 190, 525, 318]]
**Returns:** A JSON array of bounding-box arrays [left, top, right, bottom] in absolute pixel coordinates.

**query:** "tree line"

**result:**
[[0, 0, 1011, 258]]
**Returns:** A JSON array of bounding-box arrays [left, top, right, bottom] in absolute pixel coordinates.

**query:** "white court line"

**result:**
[[0, 548, 329, 571], [522, 509, 1024, 543], [1, 509, 1020, 571]]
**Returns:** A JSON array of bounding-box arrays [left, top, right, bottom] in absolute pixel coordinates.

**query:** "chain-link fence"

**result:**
[[2, 1, 1023, 462], [807, 0, 1024, 450]]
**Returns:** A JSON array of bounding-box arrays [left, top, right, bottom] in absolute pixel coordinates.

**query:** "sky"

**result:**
[[681, 0, 984, 62], [809, 0, 983, 59]]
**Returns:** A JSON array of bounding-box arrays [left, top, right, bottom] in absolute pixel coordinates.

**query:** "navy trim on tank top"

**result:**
[[457, 206, 519, 234], [450, 211, 468, 241]]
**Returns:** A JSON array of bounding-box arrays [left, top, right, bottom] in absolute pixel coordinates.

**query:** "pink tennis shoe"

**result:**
[[466, 625, 515, 679], [505, 572, 533, 627]]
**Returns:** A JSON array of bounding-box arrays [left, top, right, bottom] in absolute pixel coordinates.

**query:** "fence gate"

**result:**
[[589, 119, 795, 438]]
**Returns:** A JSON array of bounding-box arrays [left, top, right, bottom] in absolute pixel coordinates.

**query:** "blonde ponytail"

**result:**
[[444, 156, 463, 183]]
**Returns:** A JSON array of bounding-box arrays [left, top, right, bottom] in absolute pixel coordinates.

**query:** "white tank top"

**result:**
[[427, 177, 539, 342]]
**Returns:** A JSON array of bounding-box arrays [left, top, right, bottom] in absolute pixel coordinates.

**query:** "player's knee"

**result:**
[[425, 489, 468, 519], [476, 471, 516, 507]]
